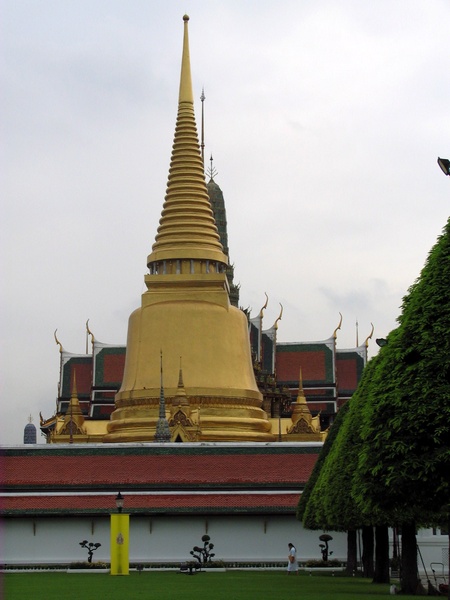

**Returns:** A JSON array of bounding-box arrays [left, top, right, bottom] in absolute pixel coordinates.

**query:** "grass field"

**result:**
[[2, 570, 416, 600]]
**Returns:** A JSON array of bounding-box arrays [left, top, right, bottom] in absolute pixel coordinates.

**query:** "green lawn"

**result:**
[[2, 570, 416, 600]]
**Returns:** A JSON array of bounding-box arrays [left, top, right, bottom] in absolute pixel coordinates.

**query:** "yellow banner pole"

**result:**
[[110, 513, 130, 575]]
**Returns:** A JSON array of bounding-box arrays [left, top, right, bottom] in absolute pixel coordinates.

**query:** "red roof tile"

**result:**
[[1, 492, 300, 515], [0, 445, 317, 516], [3, 449, 318, 489]]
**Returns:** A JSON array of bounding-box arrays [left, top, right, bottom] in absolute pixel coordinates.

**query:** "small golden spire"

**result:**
[[175, 360, 190, 407], [62, 371, 85, 441], [72, 372, 77, 396], [296, 367, 307, 404]]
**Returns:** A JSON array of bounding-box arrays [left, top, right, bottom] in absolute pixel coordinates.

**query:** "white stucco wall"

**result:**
[[2, 516, 447, 571], [1, 515, 347, 565]]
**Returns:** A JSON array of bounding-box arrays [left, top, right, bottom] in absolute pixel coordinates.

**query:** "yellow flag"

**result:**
[[110, 514, 130, 575]]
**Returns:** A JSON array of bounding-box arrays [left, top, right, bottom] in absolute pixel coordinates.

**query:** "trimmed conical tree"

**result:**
[[354, 218, 450, 595]]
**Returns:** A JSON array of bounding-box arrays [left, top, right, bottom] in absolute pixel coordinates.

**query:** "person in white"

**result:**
[[287, 542, 298, 575]]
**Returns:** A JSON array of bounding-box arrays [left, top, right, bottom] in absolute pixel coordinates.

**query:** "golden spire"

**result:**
[[296, 368, 307, 405], [154, 351, 171, 442], [179, 16, 193, 103], [287, 366, 322, 437], [61, 372, 85, 441], [68, 373, 83, 417], [175, 362, 190, 407], [147, 15, 227, 267], [105, 16, 272, 444]]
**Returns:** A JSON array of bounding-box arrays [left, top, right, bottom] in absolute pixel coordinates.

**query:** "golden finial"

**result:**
[[364, 323, 374, 348], [54, 329, 63, 353], [86, 319, 95, 353], [179, 14, 193, 103], [272, 303, 283, 330], [333, 312, 343, 339], [86, 319, 94, 340], [259, 293, 269, 317]]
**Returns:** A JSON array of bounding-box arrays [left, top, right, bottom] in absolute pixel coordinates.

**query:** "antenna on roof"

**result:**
[[207, 154, 218, 181], [200, 88, 205, 169]]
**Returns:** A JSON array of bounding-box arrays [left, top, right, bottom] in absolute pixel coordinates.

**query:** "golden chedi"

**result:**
[[104, 16, 274, 443]]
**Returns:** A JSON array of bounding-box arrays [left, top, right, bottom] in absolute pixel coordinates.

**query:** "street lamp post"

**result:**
[[116, 491, 124, 513], [437, 157, 450, 176]]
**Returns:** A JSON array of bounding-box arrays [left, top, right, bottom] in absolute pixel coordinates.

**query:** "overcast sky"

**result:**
[[2, 0, 449, 445]]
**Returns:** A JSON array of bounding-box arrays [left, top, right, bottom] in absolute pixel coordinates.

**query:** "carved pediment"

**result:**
[[60, 421, 85, 436], [287, 417, 313, 435], [169, 409, 192, 428]]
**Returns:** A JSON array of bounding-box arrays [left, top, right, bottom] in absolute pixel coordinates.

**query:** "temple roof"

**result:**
[[1, 443, 319, 515], [1, 492, 299, 515], [276, 340, 336, 386]]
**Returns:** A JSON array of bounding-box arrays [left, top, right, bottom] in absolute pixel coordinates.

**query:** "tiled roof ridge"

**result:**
[[0, 442, 322, 457]]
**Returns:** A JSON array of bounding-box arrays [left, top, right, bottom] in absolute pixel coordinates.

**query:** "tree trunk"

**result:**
[[400, 522, 420, 595], [346, 529, 357, 575], [373, 524, 390, 583], [361, 525, 374, 578]]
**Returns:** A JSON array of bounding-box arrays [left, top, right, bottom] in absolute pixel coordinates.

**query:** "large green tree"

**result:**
[[299, 357, 388, 580], [354, 218, 450, 594], [299, 218, 450, 596], [297, 403, 361, 570]]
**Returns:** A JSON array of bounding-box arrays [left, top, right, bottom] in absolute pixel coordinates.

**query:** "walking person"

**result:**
[[287, 542, 298, 575]]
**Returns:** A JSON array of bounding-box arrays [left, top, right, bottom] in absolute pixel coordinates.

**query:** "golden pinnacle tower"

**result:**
[[104, 16, 274, 443]]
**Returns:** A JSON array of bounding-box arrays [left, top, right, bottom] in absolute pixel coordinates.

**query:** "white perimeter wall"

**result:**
[[1, 516, 447, 570], [2, 515, 346, 565]]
